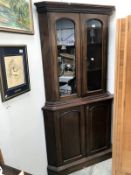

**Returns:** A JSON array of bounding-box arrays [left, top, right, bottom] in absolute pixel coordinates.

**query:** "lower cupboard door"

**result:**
[[86, 101, 112, 154], [58, 106, 85, 163]]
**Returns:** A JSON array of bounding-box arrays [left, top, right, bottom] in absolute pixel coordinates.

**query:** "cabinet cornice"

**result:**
[[34, 2, 115, 15]]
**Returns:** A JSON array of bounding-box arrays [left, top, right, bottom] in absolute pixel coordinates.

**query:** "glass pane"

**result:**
[[87, 19, 102, 91], [56, 19, 76, 97]]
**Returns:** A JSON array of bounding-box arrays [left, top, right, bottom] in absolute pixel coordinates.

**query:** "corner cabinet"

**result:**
[[34, 2, 115, 175]]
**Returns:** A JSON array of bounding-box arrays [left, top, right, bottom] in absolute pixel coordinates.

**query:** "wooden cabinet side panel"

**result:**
[[121, 16, 131, 174], [43, 110, 59, 166], [38, 13, 58, 101], [113, 16, 131, 175], [112, 18, 126, 175]]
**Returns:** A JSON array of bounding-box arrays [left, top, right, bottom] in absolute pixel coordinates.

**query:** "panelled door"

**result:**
[[56, 106, 85, 164], [86, 101, 111, 155]]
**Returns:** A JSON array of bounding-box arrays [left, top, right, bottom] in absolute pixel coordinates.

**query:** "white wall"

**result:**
[[107, 1, 131, 93], [116, 0, 131, 18], [0, 0, 130, 175], [0, 1, 47, 174]]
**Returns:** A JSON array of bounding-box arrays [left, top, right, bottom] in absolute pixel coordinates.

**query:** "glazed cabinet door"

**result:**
[[81, 14, 108, 96], [85, 100, 111, 154], [56, 106, 85, 164], [47, 13, 81, 100]]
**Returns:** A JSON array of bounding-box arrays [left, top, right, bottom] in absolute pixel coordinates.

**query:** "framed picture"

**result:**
[[0, 0, 34, 34], [0, 45, 30, 101]]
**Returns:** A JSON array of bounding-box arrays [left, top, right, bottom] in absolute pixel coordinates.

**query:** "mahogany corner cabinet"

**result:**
[[34, 2, 115, 175]]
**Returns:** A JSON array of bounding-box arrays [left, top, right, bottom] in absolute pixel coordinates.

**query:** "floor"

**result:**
[[69, 159, 112, 175]]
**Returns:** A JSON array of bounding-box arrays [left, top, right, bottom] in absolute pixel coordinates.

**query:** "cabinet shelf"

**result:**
[[57, 45, 75, 47], [88, 42, 102, 45], [88, 68, 101, 72], [59, 53, 75, 59]]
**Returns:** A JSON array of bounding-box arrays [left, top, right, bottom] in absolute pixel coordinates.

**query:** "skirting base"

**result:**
[[47, 148, 112, 175]]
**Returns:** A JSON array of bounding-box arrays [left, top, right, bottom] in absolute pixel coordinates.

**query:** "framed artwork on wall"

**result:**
[[0, 45, 30, 101], [0, 0, 34, 34]]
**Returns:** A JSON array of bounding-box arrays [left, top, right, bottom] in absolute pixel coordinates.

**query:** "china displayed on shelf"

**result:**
[[57, 19, 76, 96]]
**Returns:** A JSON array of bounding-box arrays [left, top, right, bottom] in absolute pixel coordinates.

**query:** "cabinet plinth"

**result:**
[[35, 2, 115, 175]]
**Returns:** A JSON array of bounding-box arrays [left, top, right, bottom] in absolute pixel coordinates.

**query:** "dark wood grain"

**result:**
[[43, 97, 113, 174], [43, 93, 113, 111], [35, 2, 114, 175], [0, 150, 4, 165], [58, 106, 85, 163], [86, 100, 112, 154], [47, 148, 112, 175], [43, 110, 59, 166], [35, 2, 115, 15], [38, 12, 81, 101]]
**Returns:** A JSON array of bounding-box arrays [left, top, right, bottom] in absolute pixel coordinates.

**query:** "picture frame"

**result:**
[[0, 45, 30, 101], [0, 0, 34, 34]]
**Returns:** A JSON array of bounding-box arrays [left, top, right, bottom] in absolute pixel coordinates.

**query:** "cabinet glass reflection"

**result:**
[[87, 19, 103, 91], [56, 19, 76, 97]]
